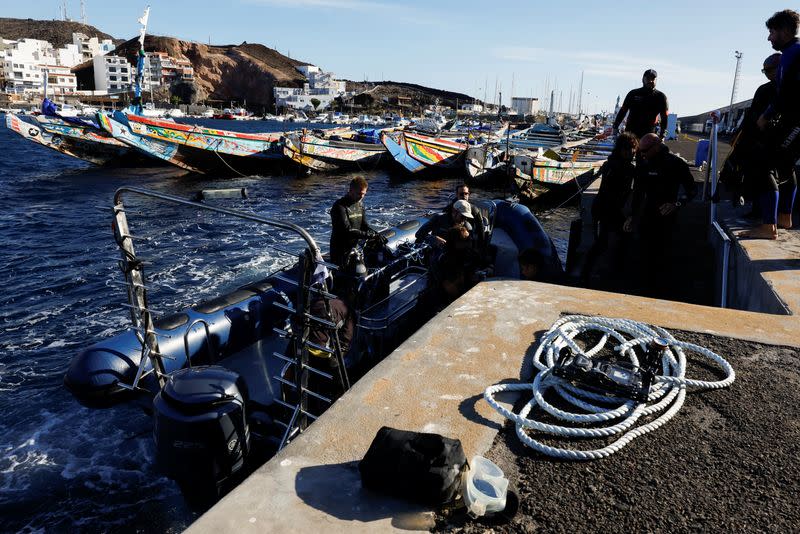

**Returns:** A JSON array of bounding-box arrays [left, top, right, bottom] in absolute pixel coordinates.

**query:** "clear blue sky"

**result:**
[[2, 0, 793, 116]]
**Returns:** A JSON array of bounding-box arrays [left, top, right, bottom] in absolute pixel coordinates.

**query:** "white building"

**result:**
[[511, 97, 540, 116], [461, 103, 484, 112], [142, 52, 195, 90], [93, 55, 133, 93], [0, 34, 102, 94], [274, 65, 347, 110], [56, 43, 83, 68], [44, 65, 77, 95], [1, 38, 55, 93], [72, 32, 114, 62]]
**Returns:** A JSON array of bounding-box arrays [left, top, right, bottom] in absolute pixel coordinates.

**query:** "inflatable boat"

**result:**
[[64, 186, 561, 503]]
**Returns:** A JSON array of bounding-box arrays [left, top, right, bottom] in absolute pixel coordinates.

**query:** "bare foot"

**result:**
[[741, 224, 778, 240], [777, 213, 793, 229]]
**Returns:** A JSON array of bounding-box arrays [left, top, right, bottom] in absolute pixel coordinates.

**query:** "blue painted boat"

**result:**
[[380, 130, 426, 173], [97, 111, 194, 171]]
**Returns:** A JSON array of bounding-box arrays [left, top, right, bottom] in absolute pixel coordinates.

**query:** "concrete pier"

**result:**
[[189, 136, 800, 533]]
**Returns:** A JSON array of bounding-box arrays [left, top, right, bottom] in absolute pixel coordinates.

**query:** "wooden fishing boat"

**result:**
[[5, 113, 146, 166], [97, 111, 199, 172], [511, 135, 613, 190], [282, 131, 386, 172], [464, 143, 508, 185], [123, 114, 285, 175], [380, 130, 469, 174], [99, 112, 286, 176]]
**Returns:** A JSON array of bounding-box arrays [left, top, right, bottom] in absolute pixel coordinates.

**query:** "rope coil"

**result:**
[[484, 315, 735, 460]]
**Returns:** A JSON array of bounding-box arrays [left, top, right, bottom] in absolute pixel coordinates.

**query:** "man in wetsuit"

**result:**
[[626, 134, 696, 296], [415, 199, 475, 249], [747, 9, 800, 238], [446, 184, 486, 251], [329, 176, 380, 266], [613, 69, 669, 140], [728, 54, 781, 212]]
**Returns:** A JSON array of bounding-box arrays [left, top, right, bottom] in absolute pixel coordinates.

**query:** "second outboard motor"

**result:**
[[153, 366, 250, 504]]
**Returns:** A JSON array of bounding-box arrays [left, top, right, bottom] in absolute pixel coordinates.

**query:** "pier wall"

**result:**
[[572, 169, 793, 315]]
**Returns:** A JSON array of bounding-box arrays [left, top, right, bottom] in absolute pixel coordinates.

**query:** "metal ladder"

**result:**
[[270, 250, 351, 450], [108, 186, 332, 399]]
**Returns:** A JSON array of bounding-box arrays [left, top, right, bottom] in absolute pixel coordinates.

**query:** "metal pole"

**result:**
[[726, 51, 742, 131]]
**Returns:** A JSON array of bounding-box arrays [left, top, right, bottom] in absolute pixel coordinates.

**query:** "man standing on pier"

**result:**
[[747, 8, 800, 238], [613, 69, 669, 140]]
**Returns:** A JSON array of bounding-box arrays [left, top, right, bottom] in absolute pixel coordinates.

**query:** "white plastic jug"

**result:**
[[463, 456, 508, 517]]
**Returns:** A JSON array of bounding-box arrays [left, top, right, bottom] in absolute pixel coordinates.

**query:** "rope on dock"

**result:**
[[483, 315, 735, 460]]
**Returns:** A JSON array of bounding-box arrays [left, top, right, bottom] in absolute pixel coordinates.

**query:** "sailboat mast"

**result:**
[[134, 6, 151, 103]]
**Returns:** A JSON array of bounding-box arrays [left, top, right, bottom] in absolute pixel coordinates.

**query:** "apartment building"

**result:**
[[142, 52, 194, 89], [274, 64, 347, 110], [93, 54, 133, 93], [44, 65, 77, 95], [72, 32, 114, 62]]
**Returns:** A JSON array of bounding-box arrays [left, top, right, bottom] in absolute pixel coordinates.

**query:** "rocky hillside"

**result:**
[[111, 35, 308, 109], [2, 17, 478, 112], [346, 80, 476, 111], [0, 17, 118, 48]]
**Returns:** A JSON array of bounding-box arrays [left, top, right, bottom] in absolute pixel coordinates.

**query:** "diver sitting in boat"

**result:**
[[431, 225, 492, 309], [330, 176, 385, 266], [415, 199, 476, 249], [445, 184, 487, 252]]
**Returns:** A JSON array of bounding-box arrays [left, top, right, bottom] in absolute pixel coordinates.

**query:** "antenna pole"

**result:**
[[727, 51, 743, 131]]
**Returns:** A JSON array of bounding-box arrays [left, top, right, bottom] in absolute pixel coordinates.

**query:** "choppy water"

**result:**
[[0, 117, 576, 532]]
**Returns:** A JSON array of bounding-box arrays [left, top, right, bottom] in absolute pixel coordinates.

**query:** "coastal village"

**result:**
[[1, 4, 799, 533]]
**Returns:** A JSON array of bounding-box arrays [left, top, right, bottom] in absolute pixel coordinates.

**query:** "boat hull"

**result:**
[[64, 199, 562, 409], [465, 144, 507, 185], [283, 134, 386, 172], [97, 112, 196, 171], [381, 130, 467, 175], [99, 112, 287, 175], [6, 113, 143, 166]]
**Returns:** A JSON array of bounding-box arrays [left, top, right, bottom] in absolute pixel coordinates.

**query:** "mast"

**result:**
[[133, 6, 151, 113], [727, 51, 743, 131], [577, 71, 584, 116]]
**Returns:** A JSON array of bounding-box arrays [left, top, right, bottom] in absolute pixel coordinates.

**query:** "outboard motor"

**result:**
[[153, 366, 250, 504]]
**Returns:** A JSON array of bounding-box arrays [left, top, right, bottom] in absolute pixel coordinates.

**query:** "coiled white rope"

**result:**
[[484, 315, 735, 460]]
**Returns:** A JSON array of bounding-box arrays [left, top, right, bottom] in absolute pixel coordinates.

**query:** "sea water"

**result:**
[[0, 116, 574, 531]]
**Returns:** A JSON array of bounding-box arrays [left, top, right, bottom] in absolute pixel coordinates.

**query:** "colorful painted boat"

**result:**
[[97, 111, 197, 172], [122, 114, 285, 176], [283, 132, 386, 172], [6, 113, 146, 166], [512, 155, 603, 186], [380, 130, 468, 174], [465, 143, 508, 185]]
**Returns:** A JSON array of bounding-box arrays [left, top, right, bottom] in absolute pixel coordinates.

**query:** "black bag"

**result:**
[[359, 426, 468, 506]]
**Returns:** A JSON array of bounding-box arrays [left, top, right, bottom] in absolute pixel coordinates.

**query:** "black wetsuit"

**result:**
[[414, 212, 469, 243], [631, 145, 696, 295], [442, 202, 486, 250], [614, 87, 669, 139], [738, 81, 778, 200], [762, 38, 800, 220], [330, 195, 373, 266], [580, 155, 636, 283], [632, 146, 696, 223]]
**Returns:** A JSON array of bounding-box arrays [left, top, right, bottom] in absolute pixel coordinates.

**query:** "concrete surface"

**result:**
[[189, 133, 800, 532], [189, 275, 800, 533]]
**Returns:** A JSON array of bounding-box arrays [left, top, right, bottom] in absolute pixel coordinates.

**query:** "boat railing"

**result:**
[[109, 186, 339, 416]]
